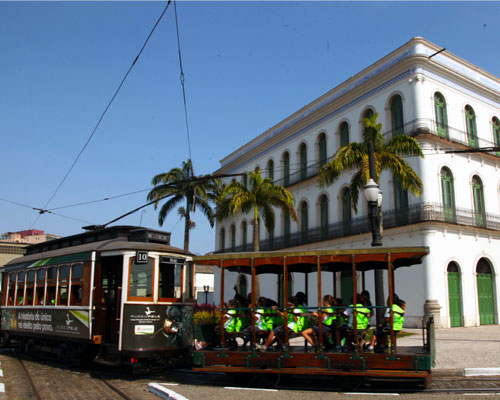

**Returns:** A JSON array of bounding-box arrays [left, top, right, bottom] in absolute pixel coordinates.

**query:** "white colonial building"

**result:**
[[214, 37, 500, 328]]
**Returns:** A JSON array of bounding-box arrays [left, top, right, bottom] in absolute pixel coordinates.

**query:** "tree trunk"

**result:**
[[183, 207, 190, 252], [252, 206, 260, 297]]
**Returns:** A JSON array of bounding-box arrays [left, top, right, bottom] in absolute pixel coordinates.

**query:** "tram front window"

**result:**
[[159, 262, 182, 300], [129, 258, 153, 300]]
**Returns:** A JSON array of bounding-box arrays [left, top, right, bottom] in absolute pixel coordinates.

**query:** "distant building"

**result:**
[[215, 37, 500, 328], [0, 242, 27, 268], [0, 230, 60, 244]]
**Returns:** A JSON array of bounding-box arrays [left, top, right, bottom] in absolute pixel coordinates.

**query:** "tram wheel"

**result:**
[[340, 376, 365, 391]]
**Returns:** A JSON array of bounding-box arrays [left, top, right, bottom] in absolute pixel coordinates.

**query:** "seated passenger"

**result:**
[[223, 299, 242, 349], [367, 296, 405, 351], [301, 295, 336, 352], [341, 296, 371, 351], [239, 297, 273, 349], [259, 296, 304, 352]]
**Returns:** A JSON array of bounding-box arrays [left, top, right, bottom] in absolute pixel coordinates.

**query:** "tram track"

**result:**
[[17, 358, 42, 400]]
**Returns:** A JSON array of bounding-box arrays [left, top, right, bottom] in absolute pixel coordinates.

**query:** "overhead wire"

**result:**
[[31, 0, 173, 229], [173, 0, 193, 163]]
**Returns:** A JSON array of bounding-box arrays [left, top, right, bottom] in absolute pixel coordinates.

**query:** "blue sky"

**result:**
[[1, 1, 499, 254]]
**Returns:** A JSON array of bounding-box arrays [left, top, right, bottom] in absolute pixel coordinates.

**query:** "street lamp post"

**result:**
[[203, 285, 209, 304], [365, 137, 384, 324]]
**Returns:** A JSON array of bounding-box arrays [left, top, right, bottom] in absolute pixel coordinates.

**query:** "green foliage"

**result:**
[[317, 113, 424, 213], [216, 169, 298, 251], [147, 159, 220, 251]]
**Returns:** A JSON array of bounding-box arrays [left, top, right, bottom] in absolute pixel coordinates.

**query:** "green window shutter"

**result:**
[[319, 134, 327, 167], [441, 168, 456, 222], [340, 122, 349, 148], [320, 195, 328, 239], [300, 144, 307, 181], [447, 271, 462, 327], [466, 106, 478, 148], [435, 93, 449, 138], [220, 228, 225, 251], [268, 160, 274, 181], [231, 225, 235, 251], [283, 153, 290, 186], [242, 221, 247, 251], [300, 202, 308, 242], [394, 176, 409, 225], [342, 189, 352, 236], [472, 176, 485, 227], [493, 118, 500, 156], [284, 210, 290, 245], [391, 95, 404, 136]]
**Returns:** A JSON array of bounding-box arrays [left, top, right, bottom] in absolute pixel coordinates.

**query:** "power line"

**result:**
[[173, 0, 192, 162], [32, 1, 173, 228]]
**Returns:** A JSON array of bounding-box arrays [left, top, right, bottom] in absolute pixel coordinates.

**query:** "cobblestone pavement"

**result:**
[[0, 352, 158, 400]]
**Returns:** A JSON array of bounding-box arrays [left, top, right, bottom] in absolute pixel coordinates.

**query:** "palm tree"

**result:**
[[216, 168, 298, 252], [317, 113, 424, 212], [147, 159, 219, 252]]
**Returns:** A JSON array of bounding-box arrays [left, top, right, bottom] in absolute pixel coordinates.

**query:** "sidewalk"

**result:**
[[398, 324, 500, 374]]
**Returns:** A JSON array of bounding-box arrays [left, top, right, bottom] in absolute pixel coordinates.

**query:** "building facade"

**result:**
[[214, 37, 500, 328], [1, 230, 60, 244]]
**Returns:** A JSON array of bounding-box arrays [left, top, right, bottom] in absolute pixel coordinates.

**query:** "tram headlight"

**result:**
[[163, 319, 179, 334]]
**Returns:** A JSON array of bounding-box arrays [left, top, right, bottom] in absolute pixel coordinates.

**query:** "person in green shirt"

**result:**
[[301, 295, 336, 351], [367, 296, 406, 351]]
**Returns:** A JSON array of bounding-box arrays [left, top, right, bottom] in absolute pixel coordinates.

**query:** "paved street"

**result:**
[[0, 325, 499, 399]]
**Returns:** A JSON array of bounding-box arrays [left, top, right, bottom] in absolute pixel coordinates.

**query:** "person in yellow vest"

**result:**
[[342, 296, 371, 351], [259, 296, 304, 352], [301, 295, 336, 352], [367, 296, 406, 351], [223, 299, 242, 350]]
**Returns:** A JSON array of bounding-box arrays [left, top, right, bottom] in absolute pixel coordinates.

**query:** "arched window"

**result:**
[[363, 109, 374, 120], [340, 122, 349, 148], [219, 228, 225, 251], [267, 159, 274, 181], [300, 143, 307, 181], [320, 194, 329, 239], [465, 106, 478, 148], [434, 92, 448, 138], [243, 173, 248, 188], [441, 167, 455, 222], [342, 188, 352, 236], [493, 117, 500, 156], [230, 224, 236, 251], [394, 175, 409, 225], [242, 221, 247, 251], [300, 201, 308, 242], [472, 176, 485, 227], [390, 95, 404, 136], [284, 210, 291, 245], [318, 133, 327, 167], [283, 152, 290, 186]]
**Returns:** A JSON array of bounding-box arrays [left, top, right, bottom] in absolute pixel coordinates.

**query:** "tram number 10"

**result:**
[[136, 251, 149, 264]]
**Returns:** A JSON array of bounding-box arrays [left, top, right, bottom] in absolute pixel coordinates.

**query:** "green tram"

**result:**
[[0, 226, 194, 367], [192, 247, 434, 388]]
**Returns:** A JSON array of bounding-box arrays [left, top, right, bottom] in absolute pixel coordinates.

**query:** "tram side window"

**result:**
[[16, 272, 25, 305], [26, 270, 35, 306], [8, 273, 16, 305], [159, 262, 182, 300], [35, 269, 46, 305], [70, 263, 83, 306], [58, 265, 69, 306], [46, 267, 57, 306], [128, 258, 153, 300]]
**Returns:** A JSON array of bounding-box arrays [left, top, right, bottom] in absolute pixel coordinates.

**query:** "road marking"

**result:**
[[148, 383, 189, 400], [0, 369, 3, 377], [346, 393, 399, 396], [463, 394, 500, 396], [224, 386, 279, 392], [0, 383, 4, 393], [464, 368, 500, 376]]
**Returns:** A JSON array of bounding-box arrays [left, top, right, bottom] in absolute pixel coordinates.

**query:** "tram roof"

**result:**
[[193, 247, 429, 274], [3, 238, 189, 272]]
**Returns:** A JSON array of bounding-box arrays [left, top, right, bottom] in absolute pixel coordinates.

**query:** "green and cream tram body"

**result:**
[[0, 226, 194, 367]]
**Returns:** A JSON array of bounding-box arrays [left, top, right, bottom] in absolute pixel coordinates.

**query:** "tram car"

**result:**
[[0, 225, 194, 368], [192, 247, 435, 388]]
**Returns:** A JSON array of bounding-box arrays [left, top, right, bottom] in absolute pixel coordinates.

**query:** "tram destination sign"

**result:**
[[160, 256, 185, 265]]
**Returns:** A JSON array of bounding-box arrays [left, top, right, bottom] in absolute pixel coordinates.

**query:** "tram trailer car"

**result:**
[[0, 226, 195, 368]]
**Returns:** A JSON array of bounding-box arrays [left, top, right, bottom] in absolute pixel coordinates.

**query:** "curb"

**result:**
[[148, 383, 189, 400]]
